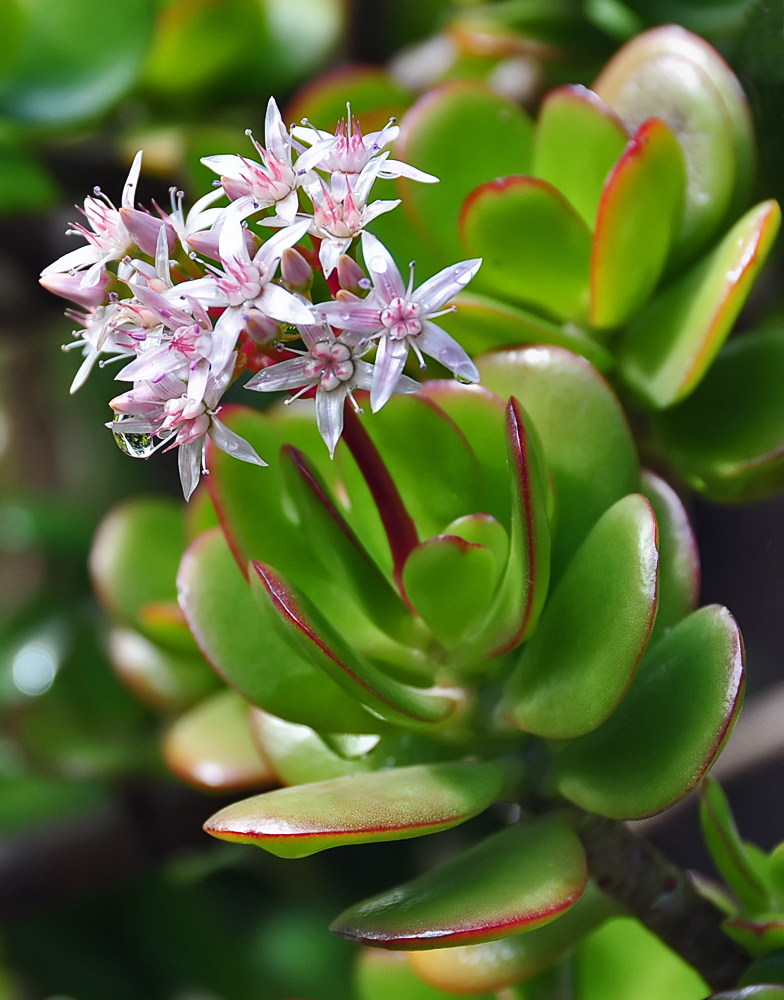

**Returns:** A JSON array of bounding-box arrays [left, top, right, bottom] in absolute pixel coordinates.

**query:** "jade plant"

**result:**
[[37, 18, 784, 1000]]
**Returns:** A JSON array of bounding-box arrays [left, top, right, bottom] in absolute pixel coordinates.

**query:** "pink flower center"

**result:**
[[381, 297, 421, 339], [306, 341, 355, 391]]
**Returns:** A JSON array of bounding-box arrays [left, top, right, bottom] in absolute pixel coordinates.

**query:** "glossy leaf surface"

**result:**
[[700, 777, 770, 914], [554, 605, 745, 819], [248, 561, 458, 727], [396, 80, 535, 257], [406, 881, 617, 994], [203, 760, 510, 858], [619, 199, 781, 409], [248, 708, 373, 786], [355, 949, 496, 1000], [652, 329, 784, 502], [532, 85, 628, 229], [504, 493, 658, 738], [403, 536, 497, 648], [712, 990, 784, 999], [333, 817, 586, 949], [163, 689, 276, 792], [640, 471, 699, 644], [590, 118, 685, 329], [286, 65, 412, 132], [460, 176, 592, 320], [177, 528, 378, 733], [107, 627, 219, 712], [593, 26, 738, 261], [723, 918, 784, 959], [477, 346, 638, 579], [576, 915, 708, 1000], [435, 291, 614, 371]]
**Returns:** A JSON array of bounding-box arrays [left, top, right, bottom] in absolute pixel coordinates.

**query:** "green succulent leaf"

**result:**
[[723, 918, 784, 960], [532, 84, 628, 229], [395, 80, 535, 258], [476, 346, 639, 579], [700, 777, 770, 914], [593, 25, 741, 262], [248, 560, 460, 727], [640, 471, 699, 644], [332, 817, 587, 949], [434, 291, 614, 371], [248, 708, 374, 785], [355, 949, 497, 1000], [162, 689, 276, 792], [406, 880, 618, 995], [711, 989, 784, 999], [177, 527, 379, 733], [504, 493, 658, 738], [618, 199, 781, 409], [460, 175, 592, 321], [285, 65, 412, 132], [652, 328, 784, 502], [739, 953, 784, 990], [203, 760, 513, 858], [403, 536, 498, 649], [443, 513, 509, 570], [554, 605, 745, 819], [590, 118, 686, 330]]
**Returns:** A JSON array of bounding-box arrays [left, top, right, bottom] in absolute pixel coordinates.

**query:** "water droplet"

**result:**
[[112, 418, 157, 458]]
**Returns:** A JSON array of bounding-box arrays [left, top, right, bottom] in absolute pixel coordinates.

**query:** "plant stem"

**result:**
[[572, 809, 751, 991]]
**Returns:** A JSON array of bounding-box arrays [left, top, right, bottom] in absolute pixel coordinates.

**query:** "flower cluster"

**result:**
[[40, 99, 482, 499]]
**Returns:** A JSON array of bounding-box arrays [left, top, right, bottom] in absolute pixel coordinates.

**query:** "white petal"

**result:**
[[178, 439, 204, 501], [187, 358, 210, 408], [319, 237, 350, 277], [115, 345, 181, 382], [188, 187, 226, 220], [209, 418, 267, 465], [40, 244, 101, 277], [155, 224, 170, 283], [219, 212, 251, 269], [330, 171, 349, 202], [417, 320, 479, 382], [361, 199, 400, 225], [378, 160, 439, 184], [254, 283, 314, 325], [245, 356, 314, 392], [265, 97, 289, 162], [370, 336, 409, 413], [354, 154, 389, 205], [316, 385, 347, 458], [122, 151, 143, 209], [200, 154, 248, 180], [291, 125, 332, 147], [167, 276, 227, 309], [361, 232, 405, 302], [414, 258, 482, 313], [318, 299, 383, 335], [254, 218, 311, 273], [70, 349, 99, 394], [275, 189, 300, 224], [210, 306, 247, 375]]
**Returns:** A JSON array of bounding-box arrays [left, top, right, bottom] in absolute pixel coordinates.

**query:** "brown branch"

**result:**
[[573, 810, 751, 991]]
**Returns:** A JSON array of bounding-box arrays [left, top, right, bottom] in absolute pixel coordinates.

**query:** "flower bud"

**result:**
[[337, 254, 367, 294], [280, 248, 313, 291], [39, 269, 111, 308], [120, 209, 176, 257], [244, 308, 280, 345]]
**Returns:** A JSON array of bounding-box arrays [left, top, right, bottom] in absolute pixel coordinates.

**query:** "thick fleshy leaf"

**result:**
[[203, 760, 514, 858], [177, 527, 379, 733], [739, 954, 784, 990], [465, 398, 551, 659], [355, 949, 497, 1000], [576, 915, 709, 1000], [593, 26, 740, 262], [652, 329, 784, 502], [594, 25, 755, 237], [700, 777, 770, 914], [248, 708, 375, 786], [477, 346, 639, 579], [395, 80, 535, 258], [590, 118, 685, 329], [723, 918, 784, 960], [532, 85, 628, 229], [554, 605, 745, 819], [90, 498, 187, 643], [640, 471, 699, 644], [163, 689, 277, 792], [711, 990, 784, 999], [435, 291, 614, 371], [350, 393, 480, 541], [618, 199, 781, 409], [402, 536, 497, 649], [332, 817, 586, 949], [406, 880, 618, 994], [460, 175, 592, 321], [286, 65, 412, 132], [279, 445, 421, 647], [443, 514, 508, 569], [107, 627, 219, 712], [504, 493, 658, 738], [248, 560, 460, 727]]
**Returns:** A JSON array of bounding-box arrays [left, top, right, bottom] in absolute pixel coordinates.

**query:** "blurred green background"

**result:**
[[4, 1, 784, 997]]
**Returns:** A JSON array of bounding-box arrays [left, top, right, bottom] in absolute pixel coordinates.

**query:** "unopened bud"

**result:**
[[244, 309, 280, 345], [280, 248, 313, 291], [337, 254, 367, 294], [39, 269, 111, 308]]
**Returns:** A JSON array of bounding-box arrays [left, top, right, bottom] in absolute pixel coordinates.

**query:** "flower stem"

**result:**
[[572, 809, 750, 990]]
